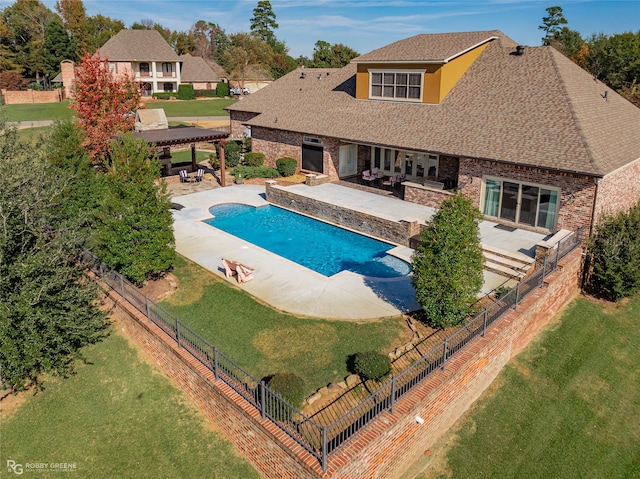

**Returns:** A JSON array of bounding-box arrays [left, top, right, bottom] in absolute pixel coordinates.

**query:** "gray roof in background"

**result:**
[[228, 32, 640, 177], [97, 29, 180, 62], [179, 54, 221, 82], [352, 30, 513, 63]]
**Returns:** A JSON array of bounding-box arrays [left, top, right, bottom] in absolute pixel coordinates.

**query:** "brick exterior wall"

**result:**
[[404, 182, 455, 208], [593, 157, 640, 223], [2, 89, 63, 104], [230, 111, 258, 138], [458, 158, 596, 231], [104, 246, 582, 479]]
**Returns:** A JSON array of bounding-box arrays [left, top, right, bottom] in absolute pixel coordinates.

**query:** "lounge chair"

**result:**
[[194, 168, 204, 182], [179, 169, 191, 183], [236, 263, 255, 283], [371, 167, 384, 178], [222, 258, 237, 278], [361, 169, 375, 183]]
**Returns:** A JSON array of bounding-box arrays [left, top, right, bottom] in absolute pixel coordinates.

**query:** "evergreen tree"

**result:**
[[250, 0, 278, 47], [0, 121, 109, 393], [412, 194, 484, 328], [95, 135, 175, 285], [42, 20, 78, 86], [538, 6, 568, 45]]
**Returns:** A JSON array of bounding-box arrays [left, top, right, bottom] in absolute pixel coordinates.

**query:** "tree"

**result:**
[[582, 31, 640, 92], [303, 40, 359, 68], [586, 201, 640, 301], [95, 135, 175, 285], [41, 20, 77, 87], [549, 26, 584, 60], [0, 120, 109, 393], [412, 194, 484, 328], [70, 52, 140, 164], [221, 33, 273, 85], [84, 14, 124, 52], [55, 0, 89, 53], [538, 6, 568, 45], [250, 0, 278, 47]]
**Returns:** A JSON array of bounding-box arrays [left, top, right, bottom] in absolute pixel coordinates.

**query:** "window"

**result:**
[[108, 62, 117, 74], [372, 147, 438, 180], [369, 70, 423, 101], [139, 63, 149, 75], [163, 83, 174, 92], [339, 145, 357, 177], [482, 177, 559, 230], [162, 62, 173, 76]]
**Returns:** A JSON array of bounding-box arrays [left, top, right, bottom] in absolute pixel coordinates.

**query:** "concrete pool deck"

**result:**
[[171, 183, 548, 320]]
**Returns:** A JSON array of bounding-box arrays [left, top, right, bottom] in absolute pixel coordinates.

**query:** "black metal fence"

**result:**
[[82, 226, 584, 471]]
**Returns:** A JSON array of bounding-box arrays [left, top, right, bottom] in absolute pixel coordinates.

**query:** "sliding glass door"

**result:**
[[483, 177, 559, 230]]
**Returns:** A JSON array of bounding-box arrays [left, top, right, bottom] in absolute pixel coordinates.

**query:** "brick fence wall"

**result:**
[[106, 247, 582, 478], [2, 89, 63, 104]]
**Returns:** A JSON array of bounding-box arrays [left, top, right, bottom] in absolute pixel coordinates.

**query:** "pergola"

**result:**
[[127, 126, 229, 176]]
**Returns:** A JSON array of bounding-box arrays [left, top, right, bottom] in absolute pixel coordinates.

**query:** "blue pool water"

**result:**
[[204, 204, 412, 278]]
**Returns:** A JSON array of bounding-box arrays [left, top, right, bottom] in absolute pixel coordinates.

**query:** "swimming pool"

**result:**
[[204, 203, 412, 278]]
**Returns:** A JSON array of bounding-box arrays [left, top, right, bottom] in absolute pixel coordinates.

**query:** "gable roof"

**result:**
[[229, 32, 640, 177], [97, 29, 179, 62], [352, 30, 514, 63], [179, 54, 221, 82]]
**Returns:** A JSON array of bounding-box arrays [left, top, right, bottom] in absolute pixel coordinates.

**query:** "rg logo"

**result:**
[[6, 460, 23, 475]]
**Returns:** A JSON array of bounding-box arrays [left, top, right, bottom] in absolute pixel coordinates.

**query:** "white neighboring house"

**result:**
[[97, 29, 182, 97]]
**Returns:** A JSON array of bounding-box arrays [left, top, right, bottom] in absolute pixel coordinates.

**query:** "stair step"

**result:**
[[483, 251, 532, 273], [482, 243, 536, 264], [485, 261, 526, 280]]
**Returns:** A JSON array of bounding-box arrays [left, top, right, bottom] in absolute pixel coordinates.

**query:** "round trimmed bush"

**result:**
[[243, 152, 265, 167], [276, 157, 297, 177], [354, 351, 391, 382], [268, 372, 305, 408]]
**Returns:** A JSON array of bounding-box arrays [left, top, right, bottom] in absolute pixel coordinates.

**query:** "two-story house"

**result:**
[[97, 29, 182, 96], [228, 31, 640, 235]]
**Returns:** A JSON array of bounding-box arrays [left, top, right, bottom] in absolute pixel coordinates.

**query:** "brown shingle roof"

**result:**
[[97, 30, 179, 62], [352, 30, 515, 63], [179, 54, 220, 82], [229, 32, 640, 177]]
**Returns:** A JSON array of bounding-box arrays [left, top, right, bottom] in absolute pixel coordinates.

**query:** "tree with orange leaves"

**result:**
[[70, 52, 140, 165]]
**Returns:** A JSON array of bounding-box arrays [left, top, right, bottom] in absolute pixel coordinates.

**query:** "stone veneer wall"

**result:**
[[593, 157, 640, 224], [265, 181, 422, 246], [404, 182, 454, 209], [458, 158, 597, 232], [103, 245, 582, 479], [230, 111, 258, 139]]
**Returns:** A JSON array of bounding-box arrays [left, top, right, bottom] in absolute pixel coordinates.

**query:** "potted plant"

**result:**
[[234, 172, 244, 184]]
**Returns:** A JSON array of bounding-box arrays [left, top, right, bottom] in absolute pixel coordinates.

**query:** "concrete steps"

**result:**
[[482, 243, 536, 281]]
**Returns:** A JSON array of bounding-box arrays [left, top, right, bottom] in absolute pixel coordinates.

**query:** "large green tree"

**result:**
[[412, 194, 484, 328], [41, 19, 77, 86], [55, 0, 89, 53], [300, 40, 360, 68], [250, 0, 278, 47], [95, 135, 175, 285], [0, 121, 109, 393]]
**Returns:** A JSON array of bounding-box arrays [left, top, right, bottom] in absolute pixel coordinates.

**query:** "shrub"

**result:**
[[223, 141, 242, 168], [243, 136, 252, 152], [586, 200, 640, 301], [243, 152, 265, 167], [216, 82, 230, 97], [231, 165, 279, 179], [208, 152, 220, 170], [267, 372, 305, 408], [195, 89, 217, 98], [152, 92, 171, 100], [276, 157, 297, 177], [353, 351, 391, 382], [177, 84, 195, 100]]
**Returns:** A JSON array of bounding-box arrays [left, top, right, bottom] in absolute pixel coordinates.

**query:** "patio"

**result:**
[[170, 182, 548, 320]]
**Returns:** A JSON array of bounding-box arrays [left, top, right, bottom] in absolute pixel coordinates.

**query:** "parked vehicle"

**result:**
[[230, 86, 250, 95]]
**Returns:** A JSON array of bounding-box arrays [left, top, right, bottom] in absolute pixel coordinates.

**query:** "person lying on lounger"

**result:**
[[222, 259, 255, 283]]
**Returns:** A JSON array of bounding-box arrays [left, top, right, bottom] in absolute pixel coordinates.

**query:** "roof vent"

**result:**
[[300, 72, 306, 79], [514, 45, 525, 56]]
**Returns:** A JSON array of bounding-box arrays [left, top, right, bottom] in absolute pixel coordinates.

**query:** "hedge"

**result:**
[[231, 165, 280, 179], [243, 152, 265, 167], [276, 157, 297, 177], [177, 84, 195, 100], [353, 351, 391, 382]]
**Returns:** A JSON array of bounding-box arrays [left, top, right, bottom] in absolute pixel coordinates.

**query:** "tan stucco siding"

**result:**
[[439, 43, 490, 101]]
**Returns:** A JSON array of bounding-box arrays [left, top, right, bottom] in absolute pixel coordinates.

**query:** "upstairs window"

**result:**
[[370, 70, 423, 101], [162, 62, 173, 75], [139, 63, 149, 75]]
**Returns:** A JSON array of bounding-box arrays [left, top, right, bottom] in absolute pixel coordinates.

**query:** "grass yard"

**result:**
[[0, 330, 260, 479], [161, 255, 407, 395], [170, 148, 215, 166], [1, 100, 73, 122], [146, 98, 236, 117], [411, 294, 640, 479]]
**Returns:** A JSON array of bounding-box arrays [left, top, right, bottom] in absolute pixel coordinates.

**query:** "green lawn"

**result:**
[[1, 100, 73, 122], [161, 256, 406, 395], [412, 294, 640, 479], [146, 98, 236, 117], [0, 330, 260, 479], [170, 149, 215, 166], [1, 98, 234, 122]]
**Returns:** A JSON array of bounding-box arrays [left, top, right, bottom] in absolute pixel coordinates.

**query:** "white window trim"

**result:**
[[480, 175, 561, 230], [368, 69, 425, 102]]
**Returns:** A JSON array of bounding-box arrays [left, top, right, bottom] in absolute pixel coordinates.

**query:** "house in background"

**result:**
[[228, 30, 640, 234], [179, 53, 226, 91]]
